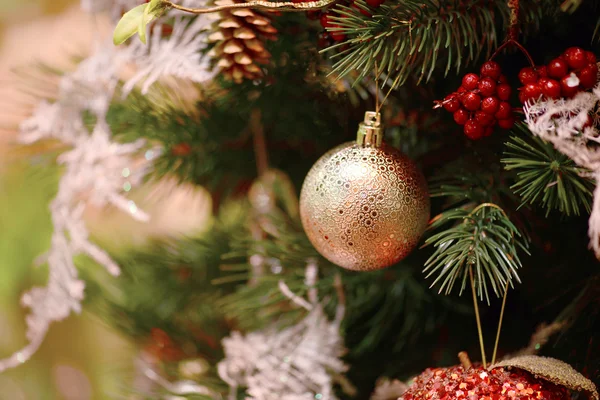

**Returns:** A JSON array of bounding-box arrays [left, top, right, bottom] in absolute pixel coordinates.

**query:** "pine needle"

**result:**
[[423, 203, 529, 304], [502, 124, 595, 217]]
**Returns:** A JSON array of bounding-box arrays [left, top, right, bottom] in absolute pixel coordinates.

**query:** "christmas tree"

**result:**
[[3, 0, 600, 398]]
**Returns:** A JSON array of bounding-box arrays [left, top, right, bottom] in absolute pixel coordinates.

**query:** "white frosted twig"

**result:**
[[305, 258, 318, 305], [139, 359, 216, 398], [278, 280, 313, 311], [121, 16, 214, 96], [4, 0, 214, 376], [219, 259, 350, 400], [0, 42, 150, 373]]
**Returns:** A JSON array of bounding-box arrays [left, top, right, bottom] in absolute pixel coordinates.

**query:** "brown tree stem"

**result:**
[[459, 351, 473, 369]]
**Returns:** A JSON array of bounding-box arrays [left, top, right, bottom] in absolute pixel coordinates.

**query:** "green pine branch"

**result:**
[[423, 203, 529, 304], [326, 0, 544, 88], [428, 148, 518, 210], [216, 189, 464, 357], [502, 124, 595, 217]]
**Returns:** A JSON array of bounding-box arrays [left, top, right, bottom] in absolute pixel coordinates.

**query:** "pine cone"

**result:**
[[208, 0, 277, 83]]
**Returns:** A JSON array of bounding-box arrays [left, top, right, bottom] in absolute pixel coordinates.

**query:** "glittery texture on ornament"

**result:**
[[401, 364, 570, 400], [493, 355, 598, 400], [299, 141, 429, 271]]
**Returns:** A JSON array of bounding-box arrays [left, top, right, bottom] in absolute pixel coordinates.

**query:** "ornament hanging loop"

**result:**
[[356, 111, 383, 148]]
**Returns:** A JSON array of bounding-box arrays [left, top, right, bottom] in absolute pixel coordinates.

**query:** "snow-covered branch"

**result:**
[[218, 262, 349, 400], [0, 41, 150, 374]]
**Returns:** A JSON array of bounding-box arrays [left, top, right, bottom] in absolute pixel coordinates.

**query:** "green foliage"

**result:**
[[502, 125, 594, 217], [107, 88, 252, 189], [217, 193, 462, 359], [113, 1, 168, 45], [428, 147, 518, 210], [84, 203, 247, 353], [108, 17, 358, 188], [423, 204, 529, 303], [326, 0, 545, 88]]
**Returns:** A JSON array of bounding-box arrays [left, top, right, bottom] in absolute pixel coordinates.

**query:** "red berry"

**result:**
[[457, 86, 467, 93], [462, 73, 480, 90], [484, 126, 494, 137], [497, 117, 515, 129], [548, 58, 569, 79], [443, 95, 460, 112], [496, 83, 512, 101], [577, 64, 598, 90], [461, 92, 481, 111], [481, 96, 500, 114], [480, 61, 501, 80], [478, 77, 497, 97], [518, 67, 538, 85], [475, 110, 495, 126], [541, 79, 562, 99], [561, 74, 580, 98], [320, 13, 332, 28], [365, 0, 385, 7], [453, 109, 469, 125], [586, 51, 597, 64], [330, 28, 346, 42], [495, 101, 512, 119], [518, 91, 528, 104], [464, 119, 485, 140], [498, 74, 508, 84], [537, 65, 548, 78], [564, 47, 587, 69], [522, 83, 542, 103]]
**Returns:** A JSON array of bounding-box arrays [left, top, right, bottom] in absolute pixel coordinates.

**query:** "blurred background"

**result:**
[[0, 2, 211, 398]]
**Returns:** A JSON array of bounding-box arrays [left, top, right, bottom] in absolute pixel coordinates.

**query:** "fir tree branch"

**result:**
[[423, 203, 529, 304], [502, 125, 595, 217], [325, 0, 543, 88]]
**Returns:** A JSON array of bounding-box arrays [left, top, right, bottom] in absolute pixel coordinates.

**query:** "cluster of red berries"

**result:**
[[441, 61, 515, 140], [518, 47, 598, 104]]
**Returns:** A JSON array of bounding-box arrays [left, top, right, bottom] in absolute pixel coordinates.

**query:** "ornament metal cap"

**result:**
[[356, 111, 383, 148]]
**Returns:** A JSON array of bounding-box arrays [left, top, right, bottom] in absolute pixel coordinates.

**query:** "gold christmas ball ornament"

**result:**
[[299, 112, 430, 271]]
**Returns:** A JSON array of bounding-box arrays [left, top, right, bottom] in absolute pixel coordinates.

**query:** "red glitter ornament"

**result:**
[[401, 364, 570, 400]]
